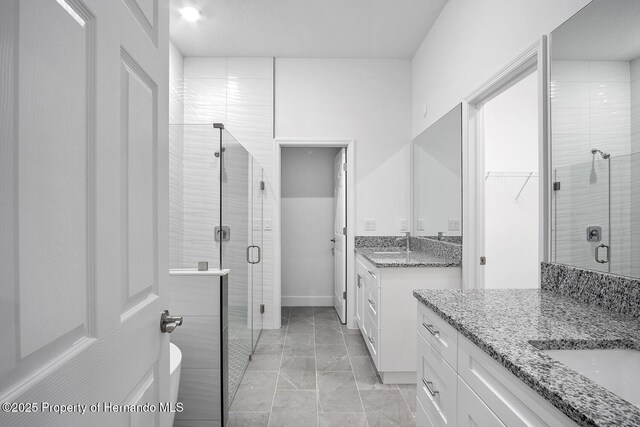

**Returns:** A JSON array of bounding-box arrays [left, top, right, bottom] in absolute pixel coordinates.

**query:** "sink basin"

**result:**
[[373, 251, 404, 255], [542, 349, 640, 407]]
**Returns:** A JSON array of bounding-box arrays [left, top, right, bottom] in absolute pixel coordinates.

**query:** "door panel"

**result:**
[[0, 0, 170, 425], [333, 148, 347, 322]]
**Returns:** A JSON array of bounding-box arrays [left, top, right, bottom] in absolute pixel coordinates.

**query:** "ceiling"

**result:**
[[169, 0, 448, 58], [552, 0, 640, 61]]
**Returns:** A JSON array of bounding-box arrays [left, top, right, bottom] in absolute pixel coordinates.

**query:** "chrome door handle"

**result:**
[[422, 322, 440, 337], [595, 244, 609, 264], [422, 378, 439, 397], [368, 335, 375, 344], [368, 298, 375, 307], [161, 310, 183, 333], [367, 270, 376, 279], [330, 238, 336, 242], [246, 245, 261, 264]]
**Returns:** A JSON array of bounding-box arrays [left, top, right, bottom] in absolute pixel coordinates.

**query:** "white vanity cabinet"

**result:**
[[354, 253, 461, 384], [416, 303, 577, 427]]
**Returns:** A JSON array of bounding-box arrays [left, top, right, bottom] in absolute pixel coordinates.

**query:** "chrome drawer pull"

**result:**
[[422, 322, 440, 337], [367, 270, 377, 279], [422, 378, 439, 397], [368, 298, 375, 307]]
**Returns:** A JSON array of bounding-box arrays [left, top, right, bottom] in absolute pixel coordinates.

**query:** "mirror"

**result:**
[[413, 104, 462, 244], [550, 0, 640, 277]]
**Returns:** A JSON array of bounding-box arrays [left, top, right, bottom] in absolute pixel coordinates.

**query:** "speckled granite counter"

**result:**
[[355, 247, 460, 268], [412, 289, 640, 426]]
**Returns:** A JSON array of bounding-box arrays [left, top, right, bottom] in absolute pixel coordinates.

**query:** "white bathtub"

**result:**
[[169, 342, 182, 426]]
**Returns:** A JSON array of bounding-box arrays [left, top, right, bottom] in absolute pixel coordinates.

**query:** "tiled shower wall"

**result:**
[[551, 60, 639, 276], [169, 43, 184, 269], [169, 46, 277, 324]]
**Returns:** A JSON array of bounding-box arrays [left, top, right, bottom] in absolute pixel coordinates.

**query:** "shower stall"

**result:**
[[552, 151, 640, 277], [169, 121, 269, 424]]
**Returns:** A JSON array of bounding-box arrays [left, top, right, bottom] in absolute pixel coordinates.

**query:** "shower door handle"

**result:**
[[595, 244, 609, 264], [247, 245, 261, 264]]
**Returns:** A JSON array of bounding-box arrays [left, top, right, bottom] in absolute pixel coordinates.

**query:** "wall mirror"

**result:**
[[413, 103, 462, 244], [550, 0, 640, 277]]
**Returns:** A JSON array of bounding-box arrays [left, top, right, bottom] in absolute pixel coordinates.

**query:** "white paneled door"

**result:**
[[0, 0, 170, 426], [333, 149, 347, 323]]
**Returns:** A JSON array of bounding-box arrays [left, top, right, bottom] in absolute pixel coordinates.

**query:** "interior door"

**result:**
[[0, 0, 170, 426], [333, 148, 347, 323]]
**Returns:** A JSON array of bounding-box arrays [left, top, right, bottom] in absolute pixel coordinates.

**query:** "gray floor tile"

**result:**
[[283, 333, 315, 356], [315, 327, 344, 345], [269, 391, 317, 427], [277, 356, 316, 390], [228, 412, 270, 427], [316, 344, 351, 372], [340, 323, 362, 335], [247, 352, 282, 371], [257, 329, 287, 346], [360, 390, 415, 427], [397, 384, 417, 414], [344, 334, 369, 356], [314, 317, 342, 332], [286, 317, 314, 334], [289, 307, 313, 318], [229, 371, 278, 413], [317, 371, 364, 414], [351, 356, 397, 390], [319, 413, 368, 427]]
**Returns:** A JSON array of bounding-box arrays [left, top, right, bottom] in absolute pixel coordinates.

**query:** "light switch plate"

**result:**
[[263, 218, 272, 231], [400, 219, 408, 231], [364, 219, 376, 231], [253, 218, 261, 230], [417, 219, 425, 231], [448, 218, 461, 231]]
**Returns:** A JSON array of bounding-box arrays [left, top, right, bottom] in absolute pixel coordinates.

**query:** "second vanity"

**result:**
[[354, 236, 461, 383], [413, 284, 640, 427]]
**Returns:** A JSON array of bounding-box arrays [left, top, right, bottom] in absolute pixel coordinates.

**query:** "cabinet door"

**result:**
[[457, 377, 506, 427]]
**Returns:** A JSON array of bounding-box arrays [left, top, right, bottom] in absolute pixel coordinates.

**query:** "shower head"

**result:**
[[591, 148, 610, 159]]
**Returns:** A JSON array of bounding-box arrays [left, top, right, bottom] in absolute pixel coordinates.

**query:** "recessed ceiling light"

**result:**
[[179, 7, 201, 22]]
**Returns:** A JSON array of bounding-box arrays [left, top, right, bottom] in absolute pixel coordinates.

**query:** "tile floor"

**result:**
[[229, 306, 416, 427]]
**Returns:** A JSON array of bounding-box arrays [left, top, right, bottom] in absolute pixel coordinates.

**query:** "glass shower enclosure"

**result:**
[[552, 152, 639, 277], [169, 121, 266, 419]]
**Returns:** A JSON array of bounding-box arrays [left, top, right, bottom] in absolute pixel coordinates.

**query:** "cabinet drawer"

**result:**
[[457, 335, 575, 427], [365, 279, 379, 325], [357, 254, 380, 287], [416, 397, 435, 427], [417, 333, 457, 427], [364, 313, 380, 368], [417, 303, 458, 370], [457, 377, 505, 427]]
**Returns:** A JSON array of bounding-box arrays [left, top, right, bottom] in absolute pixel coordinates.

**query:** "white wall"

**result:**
[[483, 72, 540, 289], [275, 58, 412, 235], [411, 0, 591, 138], [169, 42, 184, 269], [281, 147, 339, 305]]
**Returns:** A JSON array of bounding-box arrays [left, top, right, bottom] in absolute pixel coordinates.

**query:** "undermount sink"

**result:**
[[373, 251, 404, 255], [542, 348, 640, 408]]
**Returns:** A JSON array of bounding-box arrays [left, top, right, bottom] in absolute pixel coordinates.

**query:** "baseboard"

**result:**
[[281, 296, 334, 306]]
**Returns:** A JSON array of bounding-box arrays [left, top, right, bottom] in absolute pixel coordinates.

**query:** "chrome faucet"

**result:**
[[437, 231, 446, 241], [395, 231, 411, 253]]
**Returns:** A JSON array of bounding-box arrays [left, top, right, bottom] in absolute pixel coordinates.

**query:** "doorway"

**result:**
[[463, 39, 550, 289], [274, 140, 355, 326]]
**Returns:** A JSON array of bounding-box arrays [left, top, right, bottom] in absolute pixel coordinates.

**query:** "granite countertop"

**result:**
[[413, 289, 640, 427], [355, 247, 461, 268]]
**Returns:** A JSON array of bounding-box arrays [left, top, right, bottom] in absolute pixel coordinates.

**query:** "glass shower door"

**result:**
[[552, 158, 610, 272], [221, 129, 265, 405]]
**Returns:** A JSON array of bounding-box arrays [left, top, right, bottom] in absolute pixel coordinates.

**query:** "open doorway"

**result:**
[[463, 39, 549, 289], [275, 140, 355, 325]]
